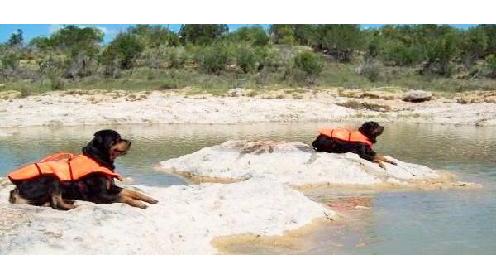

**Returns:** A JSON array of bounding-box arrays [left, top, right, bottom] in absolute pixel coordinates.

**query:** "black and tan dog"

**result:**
[[312, 121, 397, 168], [8, 129, 158, 210]]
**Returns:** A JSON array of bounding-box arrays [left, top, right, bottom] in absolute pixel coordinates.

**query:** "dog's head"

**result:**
[[82, 129, 131, 169], [358, 121, 384, 143]]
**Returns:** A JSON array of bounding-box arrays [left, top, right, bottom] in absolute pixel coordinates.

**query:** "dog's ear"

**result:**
[[358, 122, 371, 136], [92, 130, 121, 150]]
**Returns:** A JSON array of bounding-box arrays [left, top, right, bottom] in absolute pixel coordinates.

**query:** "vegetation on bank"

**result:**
[[1, 24, 496, 96]]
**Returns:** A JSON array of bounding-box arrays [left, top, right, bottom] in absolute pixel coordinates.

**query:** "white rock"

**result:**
[[159, 140, 458, 190], [403, 90, 433, 103], [0, 178, 333, 254], [0, 92, 354, 127]]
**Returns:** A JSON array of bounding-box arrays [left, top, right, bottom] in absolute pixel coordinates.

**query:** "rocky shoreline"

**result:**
[[0, 88, 495, 128], [0, 139, 478, 254]]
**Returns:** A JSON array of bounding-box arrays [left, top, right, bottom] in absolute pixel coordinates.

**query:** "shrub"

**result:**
[[164, 47, 187, 69], [292, 51, 323, 81], [313, 25, 364, 62], [179, 24, 229, 45], [486, 55, 496, 78], [101, 33, 144, 70], [229, 26, 269, 46], [358, 59, 382, 82], [235, 46, 259, 73], [195, 44, 229, 74]]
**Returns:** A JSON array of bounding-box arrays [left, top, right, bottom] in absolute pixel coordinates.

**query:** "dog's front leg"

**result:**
[[373, 155, 397, 169], [116, 189, 158, 209], [116, 190, 148, 209]]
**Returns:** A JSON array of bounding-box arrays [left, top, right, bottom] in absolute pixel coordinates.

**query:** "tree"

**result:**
[[229, 26, 269, 46], [460, 26, 488, 67], [379, 25, 425, 66], [128, 25, 180, 47], [269, 25, 296, 45], [314, 25, 364, 62], [234, 45, 259, 73], [486, 55, 496, 78], [101, 33, 144, 70], [194, 43, 229, 74], [422, 28, 460, 76], [7, 29, 23, 48], [291, 51, 323, 84], [29, 37, 53, 51], [179, 24, 228, 45], [50, 25, 104, 58], [480, 25, 496, 56], [293, 25, 317, 46]]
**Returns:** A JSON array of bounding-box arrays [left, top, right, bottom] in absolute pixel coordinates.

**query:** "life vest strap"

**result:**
[[34, 163, 42, 176], [67, 159, 75, 181]]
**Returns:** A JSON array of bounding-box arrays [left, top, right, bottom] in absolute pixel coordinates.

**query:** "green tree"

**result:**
[[229, 26, 269, 46], [293, 25, 317, 46], [234, 45, 259, 73], [7, 29, 23, 48], [421, 26, 460, 76], [291, 51, 323, 83], [29, 37, 53, 51], [486, 54, 496, 78], [194, 43, 229, 74], [480, 25, 496, 56], [0, 51, 20, 71], [459, 26, 488, 67], [128, 25, 180, 47], [50, 25, 103, 58], [269, 25, 296, 45], [101, 33, 144, 70], [179, 24, 228, 45], [314, 24, 364, 62]]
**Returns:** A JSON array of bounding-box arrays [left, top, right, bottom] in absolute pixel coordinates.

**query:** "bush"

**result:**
[[164, 47, 188, 69], [292, 51, 323, 79], [270, 25, 297, 45], [235, 46, 259, 73], [358, 59, 382, 82], [49, 75, 65, 90], [381, 42, 423, 66], [101, 33, 144, 70], [195, 44, 229, 74], [486, 55, 496, 78], [229, 26, 269, 46], [314, 25, 364, 62], [179, 24, 229, 45]]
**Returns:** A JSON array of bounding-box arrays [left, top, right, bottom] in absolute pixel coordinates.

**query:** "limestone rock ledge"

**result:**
[[158, 140, 474, 192], [0, 177, 333, 254]]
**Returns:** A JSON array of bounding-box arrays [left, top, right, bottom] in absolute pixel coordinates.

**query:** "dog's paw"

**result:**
[[389, 160, 398, 166], [148, 199, 159, 204]]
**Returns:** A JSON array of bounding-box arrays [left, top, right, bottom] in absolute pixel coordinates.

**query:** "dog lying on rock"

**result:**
[[312, 121, 397, 169], [7, 129, 158, 210]]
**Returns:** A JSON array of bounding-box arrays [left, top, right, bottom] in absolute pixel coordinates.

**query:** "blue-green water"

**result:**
[[1, 123, 495, 254]]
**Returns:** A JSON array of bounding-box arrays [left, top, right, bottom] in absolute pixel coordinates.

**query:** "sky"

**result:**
[[0, 24, 478, 44]]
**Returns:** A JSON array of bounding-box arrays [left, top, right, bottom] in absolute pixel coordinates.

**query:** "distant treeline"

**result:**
[[1, 24, 496, 93]]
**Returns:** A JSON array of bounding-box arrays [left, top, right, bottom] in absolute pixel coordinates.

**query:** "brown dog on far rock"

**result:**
[[312, 121, 397, 169], [7, 129, 158, 210]]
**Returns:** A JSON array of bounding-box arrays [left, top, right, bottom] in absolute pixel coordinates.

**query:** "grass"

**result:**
[[1, 62, 496, 98]]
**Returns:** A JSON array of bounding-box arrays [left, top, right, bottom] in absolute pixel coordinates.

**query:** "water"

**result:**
[[1, 122, 495, 254]]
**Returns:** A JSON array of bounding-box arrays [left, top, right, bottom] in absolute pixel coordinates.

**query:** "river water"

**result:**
[[1, 122, 495, 254]]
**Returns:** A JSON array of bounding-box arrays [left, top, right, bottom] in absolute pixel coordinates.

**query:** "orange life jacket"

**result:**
[[8, 152, 122, 183], [318, 127, 373, 147]]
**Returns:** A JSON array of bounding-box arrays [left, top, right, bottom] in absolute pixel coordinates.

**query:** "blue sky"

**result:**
[[0, 24, 477, 44]]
